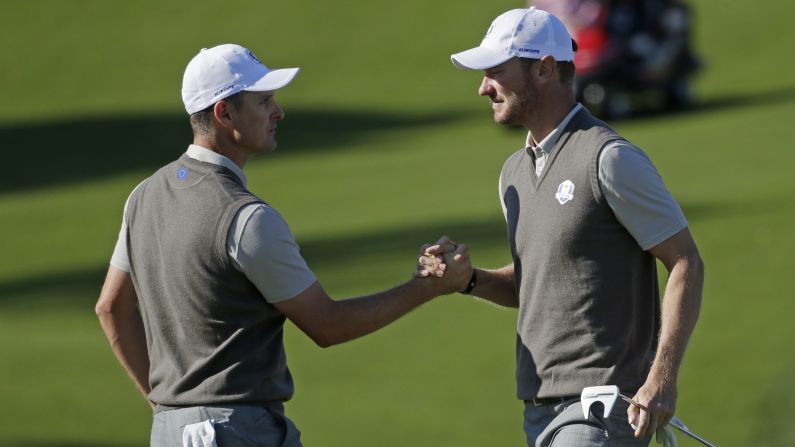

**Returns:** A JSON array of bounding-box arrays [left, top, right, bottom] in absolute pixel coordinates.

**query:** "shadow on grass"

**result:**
[[0, 108, 467, 194], [4, 85, 791, 194], [679, 200, 781, 222], [0, 216, 508, 308], [0, 198, 767, 308], [620, 84, 795, 122], [493, 84, 795, 132], [1, 443, 139, 447]]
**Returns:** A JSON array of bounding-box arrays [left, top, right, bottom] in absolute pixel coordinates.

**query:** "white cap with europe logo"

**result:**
[[451, 7, 576, 70], [181, 44, 299, 114]]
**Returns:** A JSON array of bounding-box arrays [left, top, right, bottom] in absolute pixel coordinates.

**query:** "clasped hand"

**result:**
[[413, 235, 473, 295]]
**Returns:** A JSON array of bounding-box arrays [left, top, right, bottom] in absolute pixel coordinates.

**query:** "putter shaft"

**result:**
[[619, 395, 717, 447]]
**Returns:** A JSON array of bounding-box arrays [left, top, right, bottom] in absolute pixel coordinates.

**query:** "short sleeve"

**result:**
[[109, 219, 130, 272], [598, 141, 688, 250], [229, 204, 317, 303], [498, 172, 508, 221], [109, 181, 147, 272]]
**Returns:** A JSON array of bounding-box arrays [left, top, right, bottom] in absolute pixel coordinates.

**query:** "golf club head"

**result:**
[[581, 385, 619, 419]]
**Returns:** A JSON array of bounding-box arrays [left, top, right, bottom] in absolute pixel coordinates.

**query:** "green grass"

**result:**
[[1, 0, 794, 446]]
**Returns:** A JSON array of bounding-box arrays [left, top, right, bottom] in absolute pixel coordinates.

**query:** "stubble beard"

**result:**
[[258, 129, 278, 153], [494, 79, 535, 127]]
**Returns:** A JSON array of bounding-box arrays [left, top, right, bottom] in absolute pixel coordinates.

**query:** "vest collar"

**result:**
[[526, 105, 593, 190], [186, 145, 248, 188], [525, 103, 584, 158]]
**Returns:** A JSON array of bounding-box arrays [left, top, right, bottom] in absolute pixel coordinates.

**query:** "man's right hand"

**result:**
[[414, 235, 473, 295]]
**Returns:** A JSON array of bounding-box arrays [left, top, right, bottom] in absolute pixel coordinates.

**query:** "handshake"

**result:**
[[413, 235, 475, 296]]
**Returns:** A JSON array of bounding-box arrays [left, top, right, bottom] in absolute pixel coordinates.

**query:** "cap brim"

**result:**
[[245, 67, 300, 92], [451, 47, 512, 70]]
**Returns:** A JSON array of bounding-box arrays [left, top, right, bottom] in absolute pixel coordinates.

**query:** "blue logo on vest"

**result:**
[[177, 166, 188, 181], [555, 180, 575, 204]]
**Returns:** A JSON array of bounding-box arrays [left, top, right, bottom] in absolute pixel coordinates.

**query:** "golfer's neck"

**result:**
[[193, 135, 249, 170], [525, 97, 576, 143]]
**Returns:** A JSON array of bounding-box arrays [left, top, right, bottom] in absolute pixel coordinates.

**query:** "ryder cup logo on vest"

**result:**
[[555, 180, 575, 205]]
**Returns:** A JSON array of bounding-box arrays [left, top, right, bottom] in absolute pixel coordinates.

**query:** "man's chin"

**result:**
[[251, 145, 277, 157], [494, 113, 522, 127], [259, 139, 278, 153]]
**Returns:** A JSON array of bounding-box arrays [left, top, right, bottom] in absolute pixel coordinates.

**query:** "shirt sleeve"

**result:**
[[228, 204, 317, 303], [109, 218, 130, 271], [498, 171, 508, 221], [598, 141, 688, 251], [109, 182, 147, 272]]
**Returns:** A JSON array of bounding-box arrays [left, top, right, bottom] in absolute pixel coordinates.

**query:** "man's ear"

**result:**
[[213, 100, 234, 130], [537, 56, 557, 83]]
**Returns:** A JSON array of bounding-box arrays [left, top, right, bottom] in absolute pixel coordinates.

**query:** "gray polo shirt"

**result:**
[[110, 145, 316, 303], [499, 104, 687, 250]]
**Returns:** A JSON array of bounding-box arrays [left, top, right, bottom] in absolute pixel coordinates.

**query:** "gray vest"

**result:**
[[126, 154, 293, 408], [500, 108, 660, 400]]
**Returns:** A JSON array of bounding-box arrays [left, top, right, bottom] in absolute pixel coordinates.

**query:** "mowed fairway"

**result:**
[[1, 1, 794, 446]]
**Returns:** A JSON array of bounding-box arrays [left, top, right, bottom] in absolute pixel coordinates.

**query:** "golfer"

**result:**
[[95, 43, 469, 446], [419, 8, 705, 446]]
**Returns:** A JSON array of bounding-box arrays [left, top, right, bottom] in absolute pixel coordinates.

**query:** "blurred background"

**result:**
[[1, 0, 794, 445]]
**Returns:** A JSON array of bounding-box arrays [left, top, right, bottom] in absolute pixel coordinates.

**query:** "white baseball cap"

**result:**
[[181, 44, 300, 114], [451, 7, 576, 70]]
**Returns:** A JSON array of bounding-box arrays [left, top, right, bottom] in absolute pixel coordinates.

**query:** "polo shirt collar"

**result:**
[[186, 145, 248, 188], [525, 103, 583, 156]]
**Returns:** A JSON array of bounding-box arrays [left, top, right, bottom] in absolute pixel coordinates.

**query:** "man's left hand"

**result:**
[[627, 376, 677, 438]]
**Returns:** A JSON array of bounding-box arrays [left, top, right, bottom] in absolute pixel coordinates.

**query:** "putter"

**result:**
[[580, 385, 620, 419], [580, 385, 718, 447]]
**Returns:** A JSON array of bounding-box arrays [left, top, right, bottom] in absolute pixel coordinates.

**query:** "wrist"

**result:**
[[460, 269, 477, 294], [408, 276, 444, 301]]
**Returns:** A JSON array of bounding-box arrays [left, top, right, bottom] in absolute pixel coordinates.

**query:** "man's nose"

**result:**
[[478, 77, 493, 97], [272, 100, 285, 120]]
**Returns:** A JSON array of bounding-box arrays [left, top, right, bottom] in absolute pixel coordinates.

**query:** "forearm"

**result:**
[[95, 266, 152, 408], [97, 306, 152, 405], [629, 229, 704, 436], [318, 278, 438, 347], [468, 264, 519, 308], [647, 255, 704, 386]]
